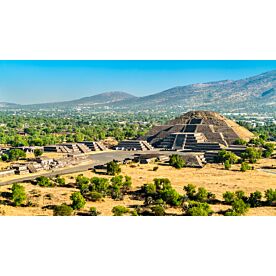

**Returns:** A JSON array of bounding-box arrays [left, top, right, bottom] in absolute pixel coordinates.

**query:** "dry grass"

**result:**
[[0, 157, 275, 216]]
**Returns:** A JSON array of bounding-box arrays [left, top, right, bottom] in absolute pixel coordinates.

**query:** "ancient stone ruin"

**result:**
[[143, 110, 254, 155]]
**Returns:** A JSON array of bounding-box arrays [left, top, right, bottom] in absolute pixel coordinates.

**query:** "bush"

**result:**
[[225, 199, 249, 216], [112, 205, 129, 216], [106, 160, 121, 175], [8, 149, 26, 161], [241, 147, 262, 163], [1, 154, 9, 162], [56, 176, 65, 186], [89, 207, 100, 216], [76, 175, 90, 186], [248, 191, 262, 207], [70, 192, 86, 210], [53, 204, 73, 216], [90, 177, 110, 195], [224, 160, 231, 170], [233, 139, 247, 145], [169, 154, 185, 169], [262, 143, 274, 158], [86, 191, 103, 202], [240, 162, 251, 172], [34, 148, 43, 157], [223, 191, 235, 204], [151, 205, 165, 216], [36, 176, 53, 187], [264, 189, 276, 205], [183, 184, 197, 200], [218, 150, 239, 164], [11, 183, 27, 206], [194, 187, 209, 202], [185, 201, 213, 216]]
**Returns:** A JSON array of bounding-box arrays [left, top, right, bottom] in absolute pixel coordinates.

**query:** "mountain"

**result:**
[[0, 102, 19, 108], [24, 91, 137, 109], [110, 70, 276, 113], [1, 70, 275, 113]]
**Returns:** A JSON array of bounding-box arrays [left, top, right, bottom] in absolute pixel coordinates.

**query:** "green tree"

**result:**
[[217, 150, 239, 164], [262, 143, 274, 158], [225, 199, 249, 216], [264, 189, 276, 206], [183, 184, 196, 200], [248, 191, 262, 207], [241, 147, 262, 163], [87, 191, 103, 202], [112, 205, 129, 216], [90, 177, 110, 195], [11, 183, 27, 206], [70, 192, 86, 210], [34, 148, 43, 157], [53, 204, 73, 216], [107, 160, 121, 176], [56, 176, 66, 186], [36, 176, 53, 187], [194, 187, 209, 202], [1, 153, 9, 161], [169, 154, 185, 169], [233, 138, 247, 145], [8, 149, 26, 161], [151, 205, 165, 216], [185, 201, 213, 216], [223, 191, 235, 204]]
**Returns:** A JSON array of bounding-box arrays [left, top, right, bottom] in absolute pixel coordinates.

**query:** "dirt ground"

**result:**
[[0, 157, 275, 216]]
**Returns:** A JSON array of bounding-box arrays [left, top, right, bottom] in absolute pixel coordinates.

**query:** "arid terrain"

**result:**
[[0, 157, 275, 216]]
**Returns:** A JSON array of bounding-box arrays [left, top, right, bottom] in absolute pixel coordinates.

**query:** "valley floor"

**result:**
[[0, 157, 275, 216]]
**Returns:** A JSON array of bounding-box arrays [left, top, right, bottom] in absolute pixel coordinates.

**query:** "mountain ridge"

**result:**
[[1, 70, 276, 113]]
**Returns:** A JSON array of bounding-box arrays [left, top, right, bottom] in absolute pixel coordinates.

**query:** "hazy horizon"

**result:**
[[0, 60, 276, 104]]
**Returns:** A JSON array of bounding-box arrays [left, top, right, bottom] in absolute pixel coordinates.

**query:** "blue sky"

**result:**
[[0, 60, 276, 104]]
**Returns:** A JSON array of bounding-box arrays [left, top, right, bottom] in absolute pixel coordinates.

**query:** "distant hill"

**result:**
[[24, 91, 137, 109], [0, 102, 19, 108], [110, 70, 276, 113], [1, 70, 276, 113]]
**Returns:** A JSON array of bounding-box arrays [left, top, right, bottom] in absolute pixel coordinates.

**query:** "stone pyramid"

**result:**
[[143, 111, 254, 151]]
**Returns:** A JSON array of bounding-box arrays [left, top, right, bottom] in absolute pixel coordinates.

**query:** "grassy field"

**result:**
[[0, 157, 275, 216]]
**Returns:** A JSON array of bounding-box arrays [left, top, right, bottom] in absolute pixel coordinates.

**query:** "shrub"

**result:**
[[218, 150, 239, 164], [70, 192, 86, 210], [248, 191, 262, 207], [36, 176, 53, 187], [1, 154, 9, 162], [241, 147, 262, 163], [264, 189, 276, 205], [151, 205, 166, 216], [169, 154, 185, 169], [112, 205, 129, 216], [240, 162, 251, 172], [87, 191, 103, 202], [89, 207, 100, 216], [76, 175, 90, 186], [90, 177, 110, 195], [223, 191, 235, 204], [262, 143, 274, 158], [225, 199, 249, 216], [53, 204, 73, 216], [183, 184, 197, 200], [194, 187, 209, 202], [11, 183, 27, 206], [34, 148, 43, 157], [56, 176, 65, 186], [224, 160, 231, 170], [106, 160, 121, 175], [233, 139, 247, 145], [160, 188, 182, 206], [8, 149, 26, 161], [142, 183, 156, 195], [185, 201, 213, 216]]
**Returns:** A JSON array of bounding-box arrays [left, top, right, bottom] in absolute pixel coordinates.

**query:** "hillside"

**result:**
[[1, 70, 276, 113], [111, 70, 276, 113]]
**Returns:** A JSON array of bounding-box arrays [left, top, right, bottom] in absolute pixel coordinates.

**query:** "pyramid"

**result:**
[[143, 111, 254, 151]]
